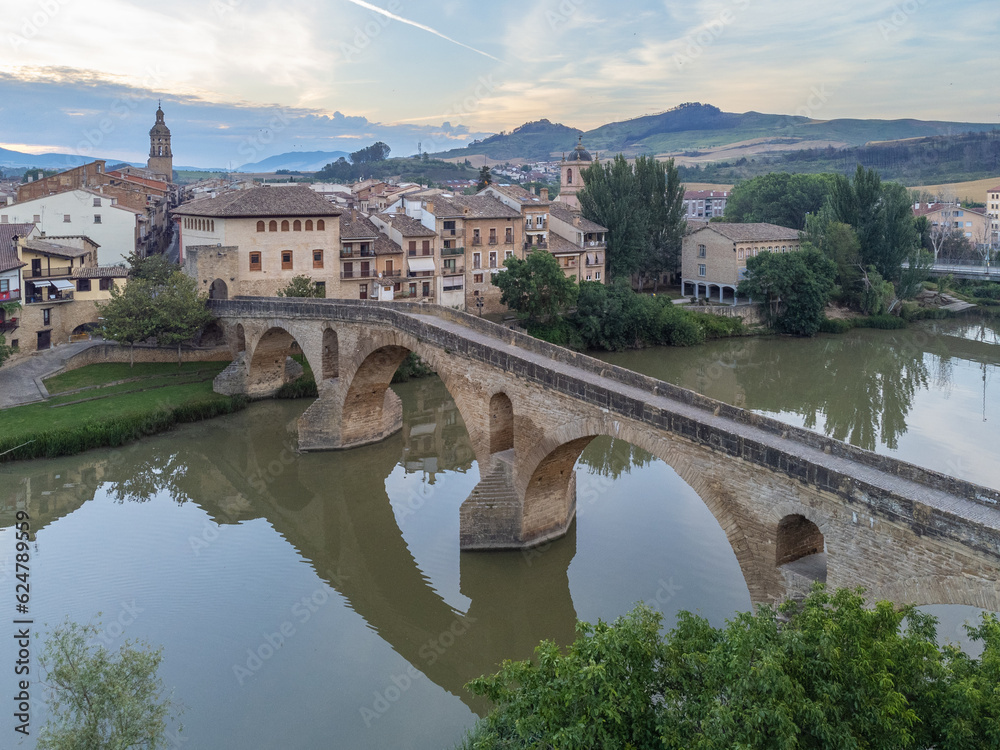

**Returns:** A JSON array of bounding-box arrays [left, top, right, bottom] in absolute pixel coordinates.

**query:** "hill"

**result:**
[[428, 103, 1000, 163], [235, 150, 351, 173], [433, 119, 582, 162], [0, 146, 95, 171]]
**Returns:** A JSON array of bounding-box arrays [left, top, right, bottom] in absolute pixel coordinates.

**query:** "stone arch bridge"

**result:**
[[208, 298, 1000, 610]]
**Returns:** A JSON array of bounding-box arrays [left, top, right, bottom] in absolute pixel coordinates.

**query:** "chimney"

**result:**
[[425, 201, 435, 214], [540, 188, 549, 201], [573, 216, 580, 227], [351, 208, 357, 221]]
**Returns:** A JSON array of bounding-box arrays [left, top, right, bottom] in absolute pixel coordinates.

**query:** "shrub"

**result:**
[[690, 311, 744, 339], [855, 314, 907, 330], [819, 317, 853, 334], [391, 352, 436, 383]]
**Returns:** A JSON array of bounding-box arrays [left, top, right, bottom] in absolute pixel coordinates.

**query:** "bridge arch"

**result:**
[[871, 575, 1000, 613], [245, 325, 319, 399], [322, 328, 338, 380], [518, 415, 782, 604]]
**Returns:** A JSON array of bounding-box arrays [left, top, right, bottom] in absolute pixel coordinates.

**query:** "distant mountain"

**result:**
[[428, 103, 1000, 162], [0, 146, 96, 170], [433, 119, 583, 162], [235, 150, 351, 173]]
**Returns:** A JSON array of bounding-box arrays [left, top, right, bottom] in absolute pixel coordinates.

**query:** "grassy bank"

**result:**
[[0, 361, 247, 462]]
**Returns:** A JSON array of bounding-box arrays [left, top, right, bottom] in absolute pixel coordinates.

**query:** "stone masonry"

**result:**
[[209, 297, 1000, 610]]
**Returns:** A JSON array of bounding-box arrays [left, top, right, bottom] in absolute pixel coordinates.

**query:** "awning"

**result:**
[[407, 257, 436, 273], [31, 280, 53, 287], [52, 279, 75, 290]]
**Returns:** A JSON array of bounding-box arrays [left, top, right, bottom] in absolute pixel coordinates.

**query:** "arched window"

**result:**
[[305, 220, 314, 231], [317, 219, 325, 231], [281, 220, 290, 232], [293, 220, 302, 231], [738, 249, 744, 260], [257, 220, 265, 232], [269, 220, 278, 232], [566, 168, 573, 184], [211, 220, 215, 232]]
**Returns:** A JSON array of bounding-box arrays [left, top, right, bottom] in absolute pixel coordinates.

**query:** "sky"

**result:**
[[1, 0, 998, 168]]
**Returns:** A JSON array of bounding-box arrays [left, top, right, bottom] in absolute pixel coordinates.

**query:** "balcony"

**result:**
[[441, 246, 465, 256], [407, 249, 434, 257], [443, 227, 464, 238], [489, 238, 499, 245], [0, 289, 20, 302], [340, 248, 376, 258], [341, 269, 377, 280], [441, 263, 465, 275], [380, 269, 402, 278], [0, 318, 19, 333], [29, 266, 73, 278], [407, 271, 436, 279], [471, 237, 482, 246], [524, 241, 549, 250], [26, 291, 74, 304]]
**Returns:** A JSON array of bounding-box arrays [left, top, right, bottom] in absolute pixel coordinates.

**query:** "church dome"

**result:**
[[573, 139, 592, 162]]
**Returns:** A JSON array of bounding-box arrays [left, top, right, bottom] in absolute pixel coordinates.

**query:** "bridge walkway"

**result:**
[[408, 312, 1000, 540]]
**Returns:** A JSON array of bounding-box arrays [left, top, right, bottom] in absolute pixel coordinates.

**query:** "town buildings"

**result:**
[[681, 222, 802, 302], [913, 202, 991, 250], [683, 189, 729, 220], [986, 186, 1000, 247]]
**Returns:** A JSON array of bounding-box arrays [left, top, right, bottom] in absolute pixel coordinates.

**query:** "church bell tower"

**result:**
[[147, 103, 173, 181]]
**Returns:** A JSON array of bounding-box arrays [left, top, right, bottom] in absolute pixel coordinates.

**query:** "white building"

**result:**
[[0, 189, 144, 266]]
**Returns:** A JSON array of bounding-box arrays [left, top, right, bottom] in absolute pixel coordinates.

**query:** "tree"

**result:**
[[125, 251, 178, 286], [738, 249, 836, 336], [38, 618, 183, 750], [725, 172, 836, 229], [477, 165, 493, 191], [277, 275, 325, 298], [829, 166, 917, 282], [155, 272, 215, 367], [350, 141, 390, 165], [464, 586, 1000, 750], [96, 279, 160, 367], [492, 250, 578, 322]]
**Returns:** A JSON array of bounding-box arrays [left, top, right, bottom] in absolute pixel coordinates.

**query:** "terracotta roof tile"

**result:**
[[548, 203, 608, 233], [22, 238, 93, 258], [691, 222, 801, 242], [73, 265, 128, 278], [173, 186, 343, 218], [374, 212, 437, 237], [425, 195, 521, 220], [340, 213, 380, 240], [0, 223, 36, 273]]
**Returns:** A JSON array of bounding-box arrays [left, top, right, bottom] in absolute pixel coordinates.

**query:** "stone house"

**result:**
[[176, 186, 344, 299], [548, 203, 607, 283], [682, 223, 802, 303], [339, 212, 405, 302], [683, 189, 729, 220], [371, 212, 446, 304], [16, 234, 127, 352]]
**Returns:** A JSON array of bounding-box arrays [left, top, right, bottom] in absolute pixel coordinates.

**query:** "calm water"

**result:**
[[1, 317, 998, 748]]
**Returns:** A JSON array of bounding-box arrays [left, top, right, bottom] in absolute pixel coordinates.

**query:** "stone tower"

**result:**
[[557, 136, 593, 211], [147, 103, 173, 181]]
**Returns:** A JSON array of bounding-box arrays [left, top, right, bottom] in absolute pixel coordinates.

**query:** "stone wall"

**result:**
[[60, 343, 233, 371]]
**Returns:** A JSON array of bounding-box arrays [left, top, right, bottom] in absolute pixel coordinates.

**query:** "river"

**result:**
[[1, 317, 998, 748]]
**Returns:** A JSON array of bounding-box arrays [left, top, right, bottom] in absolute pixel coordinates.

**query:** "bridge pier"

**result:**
[[298, 384, 403, 452], [460, 450, 577, 550]]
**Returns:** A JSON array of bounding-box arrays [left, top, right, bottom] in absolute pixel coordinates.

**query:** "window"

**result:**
[[408, 241, 416, 256], [281, 220, 290, 232], [291, 220, 300, 231], [409, 283, 417, 296], [474, 273, 484, 284], [64, 215, 71, 223], [473, 252, 481, 269], [697, 244, 706, 258], [566, 169, 573, 184], [33, 215, 40, 223], [94, 214, 102, 224], [314, 281, 325, 297], [738, 249, 744, 260], [250, 252, 262, 271], [281, 251, 293, 270], [698, 264, 706, 277], [269, 220, 278, 232], [305, 220, 313, 231], [443, 220, 456, 234], [505, 250, 513, 259], [313, 249, 323, 269], [489, 251, 497, 268], [472, 229, 481, 245], [421, 240, 430, 255], [257, 220, 265, 232], [42, 308, 51, 326], [489, 228, 497, 245], [0, 216, 6, 223], [99, 278, 112, 291], [360, 284, 368, 300], [595, 271, 601, 280], [505, 227, 512, 242], [0, 279, 7, 293], [317, 220, 325, 231], [93, 198, 101, 207], [76, 278, 91, 292]]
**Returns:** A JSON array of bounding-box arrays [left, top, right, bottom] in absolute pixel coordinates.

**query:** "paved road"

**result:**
[[0, 339, 104, 408]]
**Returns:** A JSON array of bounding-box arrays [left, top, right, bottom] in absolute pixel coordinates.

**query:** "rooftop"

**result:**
[[692, 222, 802, 242], [375, 212, 437, 237], [174, 186, 343, 218], [340, 213, 380, 240], [22, 238, 93, 258], [74, 265, 129, 278], [549, 203, 608, 233], [484, 184, 551, 206], [0, 223, 35, 273], [424, 195, 521, 220], [684, 190, 730, 200]]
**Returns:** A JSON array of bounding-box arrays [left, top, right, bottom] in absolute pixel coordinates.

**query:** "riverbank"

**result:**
[[0, 361, 247, 462]]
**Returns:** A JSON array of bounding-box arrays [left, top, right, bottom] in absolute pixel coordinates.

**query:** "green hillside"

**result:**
[[429, 103, 1000, 162]]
